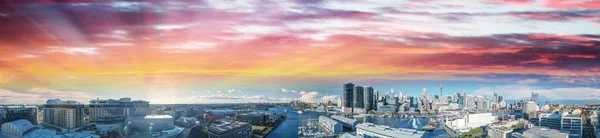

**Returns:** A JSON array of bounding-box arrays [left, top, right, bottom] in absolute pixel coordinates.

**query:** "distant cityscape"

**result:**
[[1, 82, 599, 138]]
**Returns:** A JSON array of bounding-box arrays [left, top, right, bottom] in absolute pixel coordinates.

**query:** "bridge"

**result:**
[[440, 123, 459, 138]]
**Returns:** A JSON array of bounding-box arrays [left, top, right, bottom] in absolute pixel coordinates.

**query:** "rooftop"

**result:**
[[144, 115, 173, 119], [564, 114, 582, 118], [45, 99, 80, 105], [540, 113, 562, 119], [3, 119, 34, 133], [356, 123, 422, 138], [319, 116, 339, 125], [331, 115, 358, 124], [208, 121, 250, 135], [522, 127, 569, 138]]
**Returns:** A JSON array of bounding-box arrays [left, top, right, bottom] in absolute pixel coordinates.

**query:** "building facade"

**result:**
[[43, 99, 85, 132], [561, 114, 583, 138], [89, 97, 149, 122], [539, 113, 562, 130], [0, 106, 38, 125]]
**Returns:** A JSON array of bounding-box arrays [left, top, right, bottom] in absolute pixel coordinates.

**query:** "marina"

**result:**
[[266, 106, 449, 138]]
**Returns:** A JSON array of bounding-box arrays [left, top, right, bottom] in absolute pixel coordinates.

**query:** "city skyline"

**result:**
[[0, 0, 599, 104]]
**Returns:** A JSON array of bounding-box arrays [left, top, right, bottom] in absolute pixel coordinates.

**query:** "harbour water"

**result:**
[[266, 106, 448, 138]]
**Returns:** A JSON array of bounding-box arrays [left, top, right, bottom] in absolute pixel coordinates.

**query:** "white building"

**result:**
[[561, 114, 583, 138], [523, 101, 539, 115], [446, 112, 495, 132], [356, 123, 422, 138], [130, 115, 174, 132], [1, 119, 34, 137], [337, 97, 343, 107], [89, 97, 150, 122], [318, 116, 342, 134], [43, 99, 85, 132]]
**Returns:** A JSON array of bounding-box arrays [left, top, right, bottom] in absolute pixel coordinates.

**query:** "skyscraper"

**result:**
[[353, 86, 365, 109], [531, 92, 539, 103], [364, 86, 375, 112], [374, 90, 379, 111], [422, 88, 428, 99], [439, 82, 443, 102], [343, 83, 355, 112]]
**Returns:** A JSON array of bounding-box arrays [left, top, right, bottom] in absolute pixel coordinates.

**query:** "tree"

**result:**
[[368, 111, 376, 114], [261, 127, 268, 133]]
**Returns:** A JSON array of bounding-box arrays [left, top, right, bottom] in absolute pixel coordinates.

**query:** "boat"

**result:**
[[421, 125, 436, 131], [428, 118, 437, 125], [297, 111, 303, 114]]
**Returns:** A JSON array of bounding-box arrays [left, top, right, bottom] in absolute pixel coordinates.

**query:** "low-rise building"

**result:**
[[130, 115, 174, 132], [89, 97, 150, 122], [445, 112, 495, 132], [539, 112, 562, 130], [318, 116, 342, 134], [331, 115, 359, 131], [1, 119, 35, 137], [356, 123, 423, 138], [204, 110, 236, 120], [487, 120, 529, 138], [512, 126, 569, 138], [236, 112, 268, 122], [207, 121, 251, 138], [0, 106, 38, 125]]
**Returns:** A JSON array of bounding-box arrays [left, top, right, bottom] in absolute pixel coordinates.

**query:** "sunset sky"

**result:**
[[0, 0, 599, 104]]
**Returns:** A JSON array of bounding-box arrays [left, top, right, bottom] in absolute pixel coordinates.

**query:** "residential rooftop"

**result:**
[[522, 127, 569, 138], [207, 121, 250, 135]]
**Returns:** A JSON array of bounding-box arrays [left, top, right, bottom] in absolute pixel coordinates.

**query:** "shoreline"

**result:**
[[256, 113, 288, 138]]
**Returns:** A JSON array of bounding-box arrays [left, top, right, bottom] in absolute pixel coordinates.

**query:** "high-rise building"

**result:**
[[337, 97, 343, 107], [439, 82, 443, 103], [0, 106, 38, 125], [466, 95, 476, 110], [343, 83, 355, 112], [353, 86, 365, 111], [531, 92, 539, 103], [422, 88, 428, 99], [364, 86, 375, 112], [461, 90, 467, 109], [43, 99, 85, 132], [374, 90, 379, 111]]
